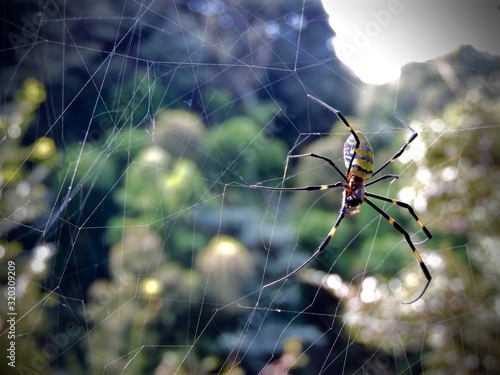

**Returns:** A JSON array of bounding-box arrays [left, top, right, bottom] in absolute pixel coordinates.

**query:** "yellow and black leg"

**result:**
[[364, 198, 431, 304], [366, 192, 432, 244], [261, 199, 348, 289]]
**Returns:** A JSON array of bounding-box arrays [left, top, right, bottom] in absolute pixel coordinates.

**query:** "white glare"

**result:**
[[30, 244, 55, 274], [16, 181, 31, 197], [325, 274, 342, 290], [405, 272, 420, 287], [322, 1, 500, 84], [360, 276, 379, 303], [8, 124, 21, 139], [188, 0, 225, 16], [362, 276, 378, 290], [265, 22, 281, 39], [413, 195, 427, 211], [408, 138, 426, 161], [398, 186, 415, 202], [425, 253, 443, 269], [286, 13, 307, 30], [431, 119, 446, 132], [416, 167, 431, 184], [442, 166, 458, 182]]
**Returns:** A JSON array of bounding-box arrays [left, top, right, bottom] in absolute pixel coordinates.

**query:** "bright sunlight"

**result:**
[[323, 0, 500, 84]]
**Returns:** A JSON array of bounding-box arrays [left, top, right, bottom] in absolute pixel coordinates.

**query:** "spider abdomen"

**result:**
[[345, 175, 365, 208], [344, 131, 374, 179]]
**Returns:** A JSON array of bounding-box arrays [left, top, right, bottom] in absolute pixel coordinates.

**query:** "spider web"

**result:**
[[1, 1, 500, 374]]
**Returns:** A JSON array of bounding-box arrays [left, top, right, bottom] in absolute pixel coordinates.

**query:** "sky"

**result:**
[[322, 0, 500, 84]]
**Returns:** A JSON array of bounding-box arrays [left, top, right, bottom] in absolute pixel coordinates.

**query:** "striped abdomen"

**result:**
[[343, 131, 374, 179]]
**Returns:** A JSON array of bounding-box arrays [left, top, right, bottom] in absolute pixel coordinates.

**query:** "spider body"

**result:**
[[344, 175, 365, 210], [251, 94, 432, 304], [344, 132, 374, 178], [343, 131, 373, 210]]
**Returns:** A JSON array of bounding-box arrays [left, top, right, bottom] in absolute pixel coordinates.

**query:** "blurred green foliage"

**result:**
[[2, 25, 500, 375], [27, 83, 292, 372], [322, 57, 500, 375], [0, 79, 59, 375]]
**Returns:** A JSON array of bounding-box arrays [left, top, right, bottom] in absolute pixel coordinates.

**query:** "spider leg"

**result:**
[[371, 113, 418, 178], [364, 198, 431, 304], [262, 204, 347, 289], [289, 153, 347, 181], [366, 192, 432, 244], [251, 151, 349, 191], [306, 94, 361, 175], [262, 248, 321, 289]]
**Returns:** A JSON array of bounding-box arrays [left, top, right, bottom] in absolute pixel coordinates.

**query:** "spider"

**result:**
[[251, 94, 432, 304]]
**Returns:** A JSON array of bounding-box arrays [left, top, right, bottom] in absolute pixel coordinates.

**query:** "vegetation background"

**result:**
[[1, 1, 499, 374]]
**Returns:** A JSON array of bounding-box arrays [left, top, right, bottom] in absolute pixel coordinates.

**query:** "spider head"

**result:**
[[345, 175, 365, 208]]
